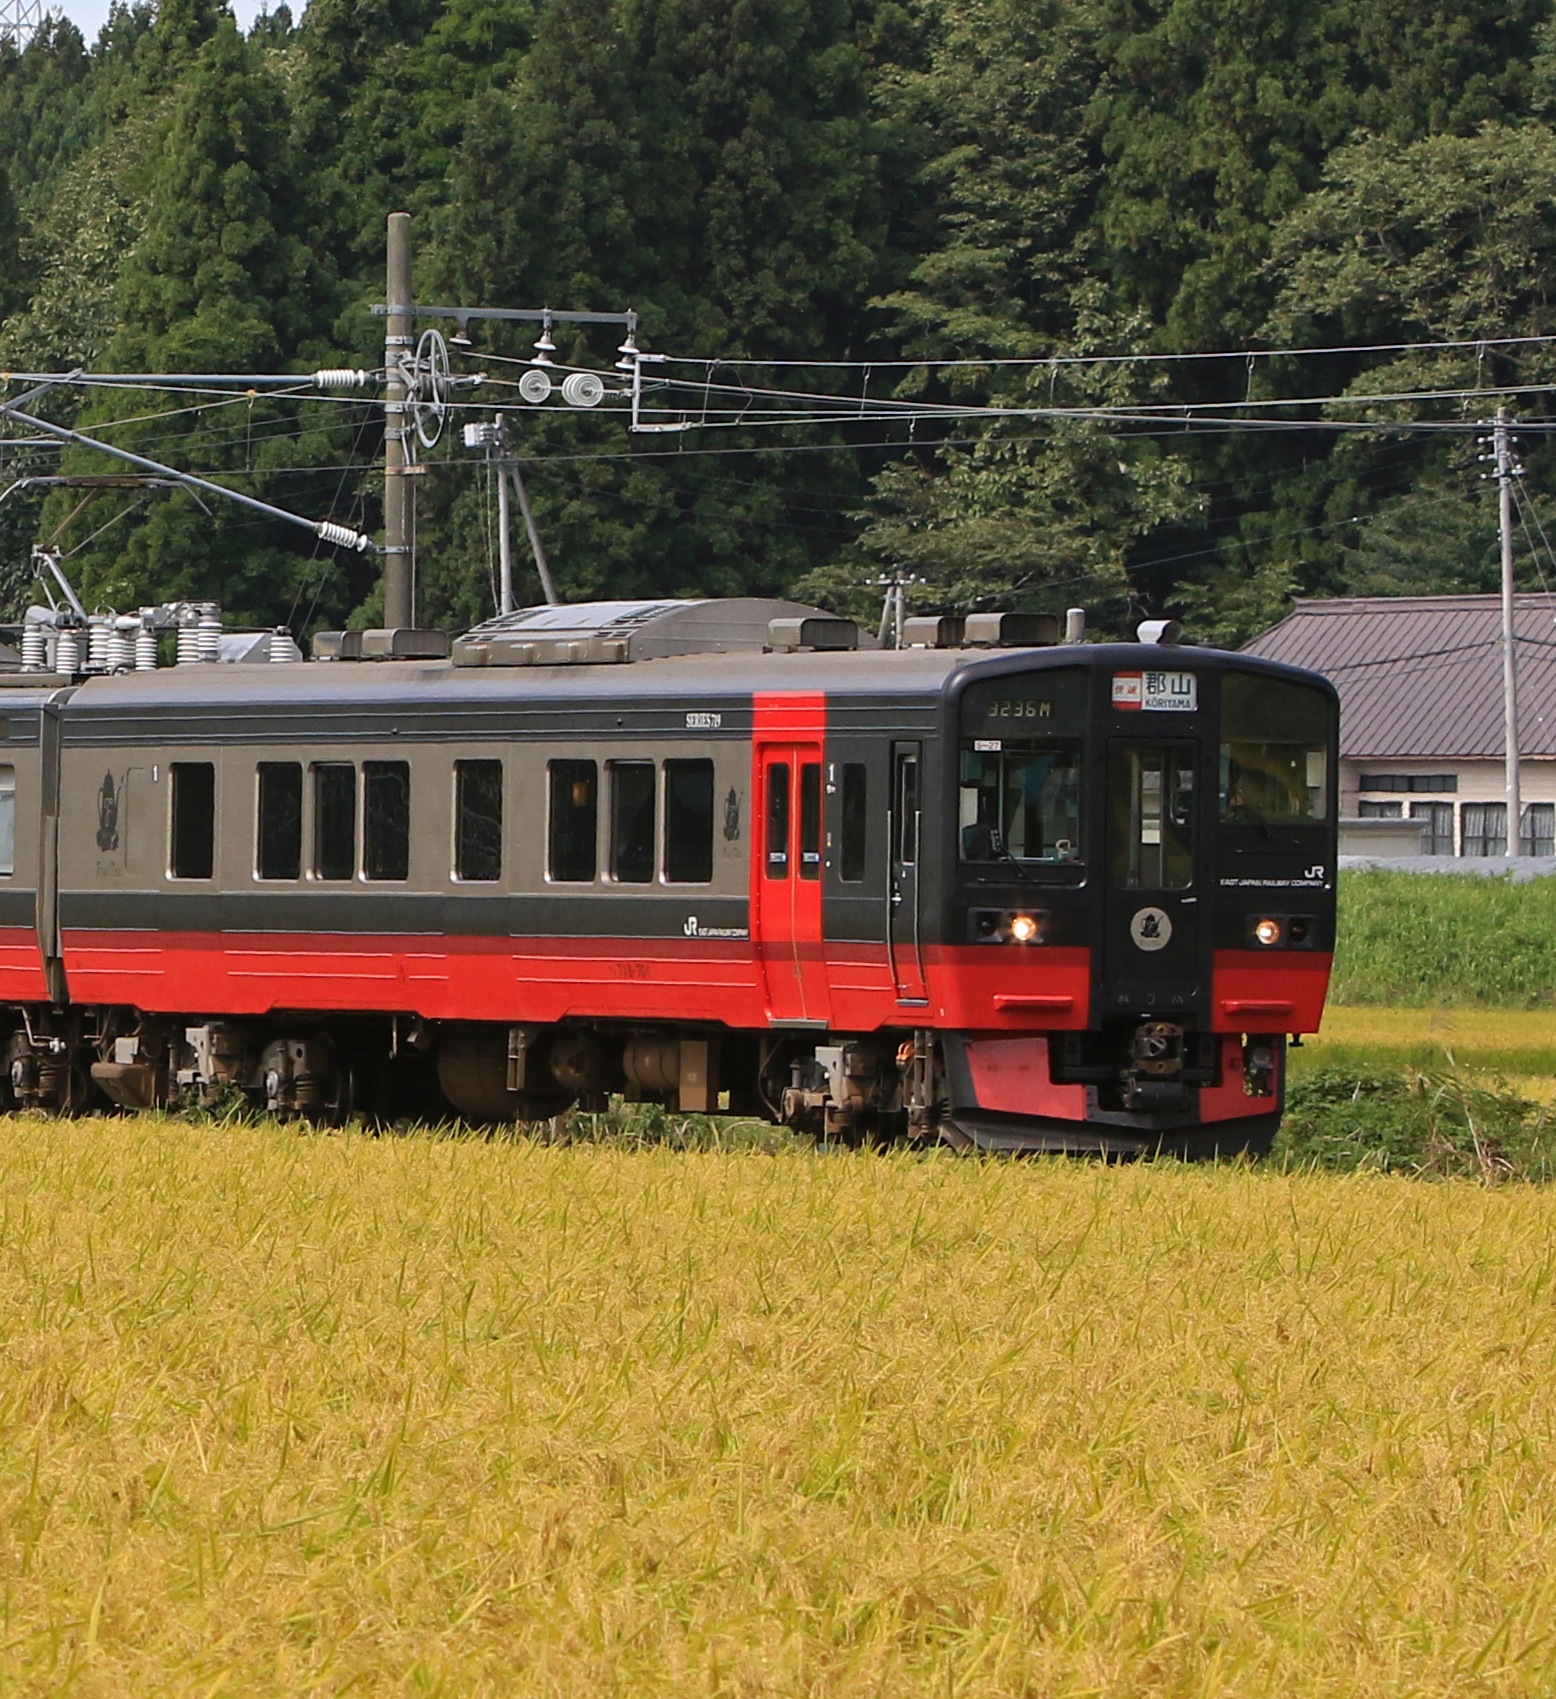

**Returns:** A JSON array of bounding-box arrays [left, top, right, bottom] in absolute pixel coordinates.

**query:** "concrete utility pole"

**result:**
[[1497, 407, 1522, 856], [506, 457, 558, 607], [495, 441, 515, 616], [383, 212, 414, 629], [488, 419, 558, 611]]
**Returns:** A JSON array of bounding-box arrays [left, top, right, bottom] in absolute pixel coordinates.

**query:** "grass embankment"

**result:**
[[5, 1118, 1556, 1696], [1330, 870, 1556, 1006], [1291, 876, 1556, 1168], [1293, 872, 1556, 1172]]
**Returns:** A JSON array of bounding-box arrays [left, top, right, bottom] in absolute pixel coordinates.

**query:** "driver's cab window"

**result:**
[[957, 667, 1088, 878], [958, 744, 1082, 865], [1111, 744, 1194, 889]]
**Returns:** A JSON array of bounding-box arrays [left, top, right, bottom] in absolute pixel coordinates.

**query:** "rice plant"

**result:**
[[4, 1117, 1556, 1694]]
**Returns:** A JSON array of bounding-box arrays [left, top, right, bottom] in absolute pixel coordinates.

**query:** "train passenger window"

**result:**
[[312, 763, 356, 880], [765, 763, 790, 879], [609, 762, 656, 883], [454, 760, 503, 881], [840, 764, 867, 882], [0, 765, 14, 876], [896, 752, 920, 866], [256, 762, 302, 880], [959, 744, 1082, 864], [548, 760, 597, 882], [664, 759, 714, 883], [799, 763, 822, 880], [1111, 744, 1194, 890], [364, 761, 411, 881], [169, 761, 215, 880], [1219, 674, 1332, 824]]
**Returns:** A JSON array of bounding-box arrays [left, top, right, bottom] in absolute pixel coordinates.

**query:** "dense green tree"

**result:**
[[3, 0, 1556, 639], [411, 0, 896, 628], [38, 16, 361, 627]]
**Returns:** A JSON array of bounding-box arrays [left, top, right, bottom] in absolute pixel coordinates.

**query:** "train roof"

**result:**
[[50, 634, 1327, 722]]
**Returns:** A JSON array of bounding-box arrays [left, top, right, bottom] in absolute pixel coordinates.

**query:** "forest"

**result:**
[[1, 0, 1555, 642]]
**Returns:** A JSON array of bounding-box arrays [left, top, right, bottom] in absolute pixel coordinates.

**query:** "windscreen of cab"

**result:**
[[1219, 672, 1333, 827], [958, 668, 1088, 880]]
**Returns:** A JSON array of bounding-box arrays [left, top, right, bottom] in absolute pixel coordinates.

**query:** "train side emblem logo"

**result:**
[[1130, 906, 1172, 951], [96, 771, 120, 853]]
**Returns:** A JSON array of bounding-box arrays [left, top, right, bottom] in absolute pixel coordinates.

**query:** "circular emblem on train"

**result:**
[[1130, 906, 1172, 952]]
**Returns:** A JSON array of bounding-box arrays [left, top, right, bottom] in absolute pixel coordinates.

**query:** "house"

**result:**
[[1243, 594, 1556, 857]]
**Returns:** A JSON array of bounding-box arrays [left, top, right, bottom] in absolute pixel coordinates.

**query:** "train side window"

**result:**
[[799, 762, 822, 880], [256, 762, 302, 880], [312, 763, 356, 881], [454, 760, 503, 882], [548, 760, 597, 882], [169, 761, 215, 880], [765, 763, 790, 879], [896, 752, 919, 865], [363, 761, 411, 881], [840, 764, 867, 882], [664, 759, 714, 883], [0, 764, 15, 876], [609, 761, 656, 883]]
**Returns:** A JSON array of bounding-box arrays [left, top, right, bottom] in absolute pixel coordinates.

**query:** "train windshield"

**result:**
[[1219, 673, 1332, 824], [959, 743, 1083, 864]]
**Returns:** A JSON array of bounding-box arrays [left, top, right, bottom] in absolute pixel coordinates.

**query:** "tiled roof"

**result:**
[[1243, 594, 1556, 760]]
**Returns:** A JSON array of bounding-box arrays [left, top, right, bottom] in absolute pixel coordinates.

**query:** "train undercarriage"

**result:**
[[0, 1006, 1285, 1158]]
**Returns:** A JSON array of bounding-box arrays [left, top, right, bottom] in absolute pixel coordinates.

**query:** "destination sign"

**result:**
[[1112, 670, 1197, 712]]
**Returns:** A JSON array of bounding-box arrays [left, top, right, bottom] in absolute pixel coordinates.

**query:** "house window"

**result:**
[[1410, 800, 1454, 856], [454, 760, 503, 882], [1357, 801, 1402, 819], [1522, 803, 1555, 857], [1358, 773, 1457, 794], [170, 762, 215, 880], [1462, 802, 1507, 858]]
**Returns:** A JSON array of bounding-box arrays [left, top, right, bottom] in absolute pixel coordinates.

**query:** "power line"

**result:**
[[646, 330, 1556, 371]]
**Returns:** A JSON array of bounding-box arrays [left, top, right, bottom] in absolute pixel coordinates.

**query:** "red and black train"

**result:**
[[0, 597, 1337, 1153]]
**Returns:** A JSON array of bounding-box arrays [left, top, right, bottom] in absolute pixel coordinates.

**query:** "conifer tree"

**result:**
[[41, 15, 357, 629]]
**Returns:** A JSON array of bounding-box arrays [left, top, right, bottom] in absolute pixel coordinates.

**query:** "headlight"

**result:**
[[1253, 917, 1282, 946], [1008, 913, 1040, 944]]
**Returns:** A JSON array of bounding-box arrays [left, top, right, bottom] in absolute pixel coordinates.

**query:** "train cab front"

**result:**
[[937, 651, 1338, 1157]]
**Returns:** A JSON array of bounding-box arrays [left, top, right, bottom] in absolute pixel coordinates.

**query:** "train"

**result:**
[[0, 595, 1338, 1155]]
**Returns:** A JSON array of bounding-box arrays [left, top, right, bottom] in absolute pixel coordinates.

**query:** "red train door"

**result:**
[[752, 695, 828, 1023]]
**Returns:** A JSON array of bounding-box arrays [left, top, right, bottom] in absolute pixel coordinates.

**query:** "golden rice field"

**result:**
[[6, 1115, 1556, 1695]]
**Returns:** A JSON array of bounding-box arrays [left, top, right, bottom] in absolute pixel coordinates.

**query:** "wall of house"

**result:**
[[1343, 758, 1556, 855]]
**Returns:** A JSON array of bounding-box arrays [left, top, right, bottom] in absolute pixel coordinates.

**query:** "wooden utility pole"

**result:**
[[1497, 407, 1522, 856], [383, 212, 414, 629]]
